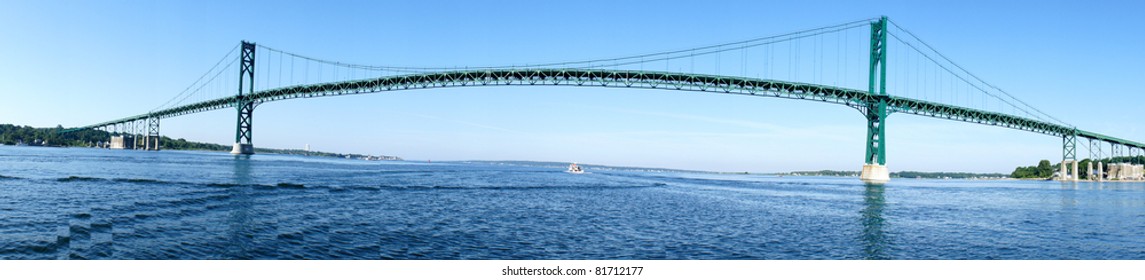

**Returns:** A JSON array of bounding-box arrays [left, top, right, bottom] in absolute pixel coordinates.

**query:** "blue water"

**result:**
[[1, 146, 1143, 260]]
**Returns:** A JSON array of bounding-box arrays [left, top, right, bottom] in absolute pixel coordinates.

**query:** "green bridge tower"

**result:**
[[231, 41, 256, 155], [860, 16, 890, 184]]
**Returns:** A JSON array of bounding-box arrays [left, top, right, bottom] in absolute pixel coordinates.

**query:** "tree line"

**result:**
[[0, 124, 108, 146], [0, 124, 227, 151], [1, 124, 401, 160]]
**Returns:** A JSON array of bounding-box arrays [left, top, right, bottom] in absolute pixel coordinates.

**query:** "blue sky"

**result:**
[[2, 0, 1142, 173]]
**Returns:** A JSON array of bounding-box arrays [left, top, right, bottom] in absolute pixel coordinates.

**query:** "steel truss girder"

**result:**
[[64, 63, 1145, 156], [248, 69, 1082, 140], [885, 97, 1072, 137], [75, 68, 1115, 142], [253, 69, 876, 108]]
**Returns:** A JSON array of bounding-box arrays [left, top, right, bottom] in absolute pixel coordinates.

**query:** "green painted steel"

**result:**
[[864, 101, 887, 165], [63, 68, 1145, 153], [864, 16, 889, 165], [146, 117, 160, 150], [869, 16, 888, 96], [1090, 139, 1103, 160], [1063, 132, 1077, 161], [235, 41, 256, 147], [60, 15, 1145, 168]]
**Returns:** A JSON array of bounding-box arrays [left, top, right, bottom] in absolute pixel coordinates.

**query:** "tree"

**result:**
[[1037, 160, 1053, 178], [1077, 159, 1092, 179], [1010, 159, 1057, 179]]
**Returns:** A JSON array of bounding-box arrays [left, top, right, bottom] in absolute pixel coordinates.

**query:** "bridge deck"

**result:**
[[64, 68, 1145, 151]]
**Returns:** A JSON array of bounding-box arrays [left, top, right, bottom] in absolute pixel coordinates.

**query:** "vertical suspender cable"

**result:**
[[279, 50, 283, 88]]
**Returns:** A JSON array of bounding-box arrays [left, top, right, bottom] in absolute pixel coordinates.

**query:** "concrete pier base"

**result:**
[[109, 135, 135, 150], [230, 143, 254, 155], [1097, 162, 1104, 181], [1072, 160, 1079, 182], [1060, 162, 1067, 181], [860, 164, 890, 185], [1087, 161, 1094, 180], [1060, 160, 1079, 181]]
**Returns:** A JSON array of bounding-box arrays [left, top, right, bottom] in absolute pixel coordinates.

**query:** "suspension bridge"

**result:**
[[62, 16, 1145, 184]]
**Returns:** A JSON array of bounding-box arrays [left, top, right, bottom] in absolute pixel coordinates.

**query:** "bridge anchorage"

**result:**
[[62, 16, 1145, 184]]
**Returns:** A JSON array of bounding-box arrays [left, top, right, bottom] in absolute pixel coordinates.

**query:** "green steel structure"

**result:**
[[233, 41, 257, 155], [66, 67, 1145, 151], [865, 17, 889, 166], [63, 17, 1145, 182]]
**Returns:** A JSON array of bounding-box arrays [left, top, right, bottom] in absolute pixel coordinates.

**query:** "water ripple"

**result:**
[[2, 146, 1144, 259]]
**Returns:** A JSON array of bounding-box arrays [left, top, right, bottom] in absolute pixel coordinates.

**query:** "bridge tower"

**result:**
[[860, 16, 891, 185], [231, 41, 256, 155]]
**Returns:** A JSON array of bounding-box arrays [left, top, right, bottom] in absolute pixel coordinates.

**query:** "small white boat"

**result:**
[[567, 163, 584, 174]]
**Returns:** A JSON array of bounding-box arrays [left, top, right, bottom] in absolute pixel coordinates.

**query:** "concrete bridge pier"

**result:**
[[1073, 160, 1079, 182], [1060, 160, 1079, 181], [1087, 161, 1094, 180], [1097, 161, 1104, 181], [144, 136, 160, 151], [230, 143, 254, 155], [860, 164, 890, 185]]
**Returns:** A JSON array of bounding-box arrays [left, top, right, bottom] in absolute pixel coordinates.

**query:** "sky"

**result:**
[[1, 0, 1142, 173]]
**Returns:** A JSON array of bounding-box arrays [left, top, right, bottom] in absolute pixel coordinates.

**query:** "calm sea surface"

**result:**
[[1, 146, 1142, 259]]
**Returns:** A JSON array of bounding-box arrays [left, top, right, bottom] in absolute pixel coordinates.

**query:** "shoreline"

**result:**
[[5, 145, 1143, 181], [767, 174, 1145, 182], [0, 144, 403, 162]]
